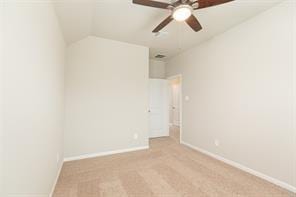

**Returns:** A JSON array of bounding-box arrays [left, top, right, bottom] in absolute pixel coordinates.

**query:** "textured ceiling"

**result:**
[[54, 0, 283, 60]]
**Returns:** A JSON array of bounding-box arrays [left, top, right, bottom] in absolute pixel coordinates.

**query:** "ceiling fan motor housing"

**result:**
[[172, 5, 193, 21]]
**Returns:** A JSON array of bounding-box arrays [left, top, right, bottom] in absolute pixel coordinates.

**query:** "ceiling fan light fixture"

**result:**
[[172, 5, 192, 22]]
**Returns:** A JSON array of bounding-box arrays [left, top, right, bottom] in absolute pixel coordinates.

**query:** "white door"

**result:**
[[169, 79, 180, 126], [149, 79, 169, 138]]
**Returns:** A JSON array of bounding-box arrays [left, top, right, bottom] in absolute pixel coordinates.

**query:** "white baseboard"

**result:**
[[181, 140, 296, 194], [64, 146, 149, 162], [49, 160, 63, 197], [149, 134, 169, 139]]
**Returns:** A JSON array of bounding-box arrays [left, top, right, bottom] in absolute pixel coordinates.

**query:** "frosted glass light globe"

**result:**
[[173, 5, 192, 22]]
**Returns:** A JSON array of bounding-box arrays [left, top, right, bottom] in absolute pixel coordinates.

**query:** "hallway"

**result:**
[[169, 125, 180, 143]]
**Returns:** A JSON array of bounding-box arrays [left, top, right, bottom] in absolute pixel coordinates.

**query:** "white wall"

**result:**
[[166, 0, 296, 190], [149, 59, 166, 79], [293, 0, 296, 188], [0, 1, 4, 196], [65, 36, 149, 159], [3, 1, 65, 196]]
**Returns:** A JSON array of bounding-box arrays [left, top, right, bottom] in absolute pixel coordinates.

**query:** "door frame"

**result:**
[[167, 74, 182, 144]]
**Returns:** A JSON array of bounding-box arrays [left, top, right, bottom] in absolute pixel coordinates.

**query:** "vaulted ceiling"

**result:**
[[54, 0, 283, 60]]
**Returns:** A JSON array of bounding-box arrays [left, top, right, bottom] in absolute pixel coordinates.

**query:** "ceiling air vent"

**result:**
[[155, 54, 166, 59]]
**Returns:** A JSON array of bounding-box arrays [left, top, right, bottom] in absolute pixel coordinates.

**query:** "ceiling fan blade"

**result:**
[[193, 0, 234, 9], [186, 15, 202, 32], [152, 15, 173, 33], [133, 0, 171, 9]]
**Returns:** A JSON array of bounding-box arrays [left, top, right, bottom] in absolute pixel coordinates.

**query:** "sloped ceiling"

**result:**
[[54, 0, 283, 60]]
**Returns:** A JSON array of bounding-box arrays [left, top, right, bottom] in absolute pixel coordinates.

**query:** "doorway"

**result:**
[[168, 75, 182, 143]]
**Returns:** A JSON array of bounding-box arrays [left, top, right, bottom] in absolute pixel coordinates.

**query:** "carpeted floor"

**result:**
[[54, 127, 295, 197]]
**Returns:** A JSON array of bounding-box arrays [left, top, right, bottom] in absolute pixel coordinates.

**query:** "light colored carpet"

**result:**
[[54, 129, 295, 197]]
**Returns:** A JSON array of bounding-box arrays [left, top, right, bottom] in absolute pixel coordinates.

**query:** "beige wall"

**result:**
[[166, 0, 296, 189], [149, 59, 166, 79], [65, 36, 149, 159], [2, 1, 65, 196]]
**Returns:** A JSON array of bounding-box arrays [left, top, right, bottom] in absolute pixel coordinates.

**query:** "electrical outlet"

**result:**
[[133, 133, 138, 140], [56, 153, 60, 164], [214, 139, 220, 147]]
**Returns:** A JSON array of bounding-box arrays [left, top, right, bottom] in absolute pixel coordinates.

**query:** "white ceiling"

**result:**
[[54, 0, 283, 60]]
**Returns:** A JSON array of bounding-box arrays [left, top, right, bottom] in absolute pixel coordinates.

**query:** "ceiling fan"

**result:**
[[132, 0, 234, 33]]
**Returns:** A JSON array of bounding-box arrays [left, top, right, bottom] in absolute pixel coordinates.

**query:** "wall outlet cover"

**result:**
[[133, 133, 138, 140], [214, 139, 220, 147], [56, 153, 60, 164]]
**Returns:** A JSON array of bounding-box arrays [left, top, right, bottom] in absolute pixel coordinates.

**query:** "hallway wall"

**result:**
[[149, 60, 166, 79]]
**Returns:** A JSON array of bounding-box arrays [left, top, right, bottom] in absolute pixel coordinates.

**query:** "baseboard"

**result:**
[[49, 160, 63, 197], [64, 146, 149, 162], [149, 134, 169, 139], [181, 140, 296, 194]]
